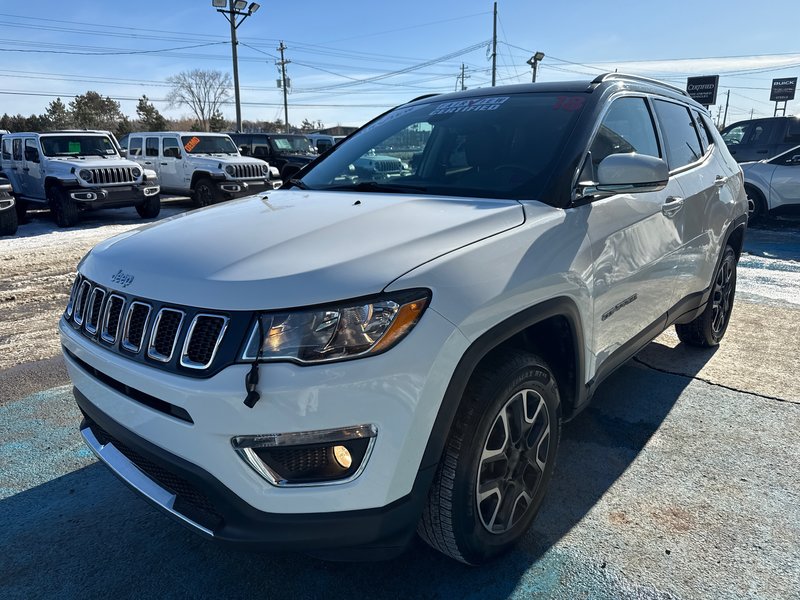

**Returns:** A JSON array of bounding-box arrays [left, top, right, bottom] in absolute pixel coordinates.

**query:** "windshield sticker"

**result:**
[[430, 96, 510, 115], [184, 136, 200, 152], [273, 138, 292, 150], [105, 148, 115, 154], [362, 104, 426, 133], [552, 96, 585, 112], [68, 141, 81, 153]]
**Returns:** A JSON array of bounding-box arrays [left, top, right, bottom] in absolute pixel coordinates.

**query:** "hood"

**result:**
[[47, 156, 138, 169], [80, 190, 524, 310], [190, 155, 266, 167]]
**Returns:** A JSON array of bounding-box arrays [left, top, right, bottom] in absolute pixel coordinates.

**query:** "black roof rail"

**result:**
[[591, 73, 689, 97]]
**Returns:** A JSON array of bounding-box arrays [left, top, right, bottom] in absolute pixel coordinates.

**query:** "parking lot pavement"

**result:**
[[1, 365, 798, 599], [1, 215, 798, 598]]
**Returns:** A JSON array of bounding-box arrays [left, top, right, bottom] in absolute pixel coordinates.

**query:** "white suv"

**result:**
[[0, 131, 160, 227], [61, 74, 747, 564], [124, 132, 279, 207]]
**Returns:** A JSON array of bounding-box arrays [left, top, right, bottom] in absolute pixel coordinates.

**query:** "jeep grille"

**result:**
[[230, 163, 264, 180], [64, 276, 229, 372], [374, 160, 401, 173], [88, 167, 138, 186]]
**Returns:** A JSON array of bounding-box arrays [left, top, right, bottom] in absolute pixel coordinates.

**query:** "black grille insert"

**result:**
[[149, 309, 183, 361], [123, 302, 150, 352], [101, 295, 125, 343], [86, 288, 106, 334], [183, 315, 226, 367]]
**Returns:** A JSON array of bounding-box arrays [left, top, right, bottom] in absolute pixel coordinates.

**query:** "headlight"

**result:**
[[131, 167, 142, 178], [260, 164, 269, 174], [78, 169, 93, 182], [242, 290, 430, 364], [226, 165, 235, 175]]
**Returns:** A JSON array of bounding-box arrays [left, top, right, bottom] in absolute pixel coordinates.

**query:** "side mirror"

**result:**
[[790, 154, 800, 165], [592, 153, 669, 195], [24, 147, 40, 163]]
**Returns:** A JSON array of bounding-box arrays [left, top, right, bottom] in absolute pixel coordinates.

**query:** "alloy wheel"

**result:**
[[711, 255, 735, 335], [476, 389, 551, 534]]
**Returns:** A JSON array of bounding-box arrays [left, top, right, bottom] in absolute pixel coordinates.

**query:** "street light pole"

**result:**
[[213, 0, 260, 132], [527, 51, 545, 83]]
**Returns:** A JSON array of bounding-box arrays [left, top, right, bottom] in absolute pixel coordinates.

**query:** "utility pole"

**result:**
[[750, 108, 754, 120], [213, 0, 260, 132], [722, 89, 730, 128], [491, 2, 497, 87], [458, 63, 469, 91], [716, 105, 723, 128], [277, 41, 290, 133]]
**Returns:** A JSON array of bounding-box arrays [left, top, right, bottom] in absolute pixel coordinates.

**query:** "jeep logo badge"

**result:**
[[111, 269, 134, 288]]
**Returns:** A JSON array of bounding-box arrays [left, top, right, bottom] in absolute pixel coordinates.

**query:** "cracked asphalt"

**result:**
[[1, 207, 798, 599]]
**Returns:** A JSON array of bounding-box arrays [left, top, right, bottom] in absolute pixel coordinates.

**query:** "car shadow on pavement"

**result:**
[[0, 358, 713, 599]]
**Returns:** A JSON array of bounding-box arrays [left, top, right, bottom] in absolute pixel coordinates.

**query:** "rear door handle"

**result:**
[[662, 196, 684, 217], [160, 162, 168, 166]]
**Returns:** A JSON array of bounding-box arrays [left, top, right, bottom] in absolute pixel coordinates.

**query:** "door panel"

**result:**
[[159, 137, 184, 191], [769, 163, 800, 207], [21, 138, 44, 200]]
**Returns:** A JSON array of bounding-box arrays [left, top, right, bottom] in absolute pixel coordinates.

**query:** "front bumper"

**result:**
[[60, 309, 469, 551], [69, 183, 160, 207], [217, 179, 275, 199]]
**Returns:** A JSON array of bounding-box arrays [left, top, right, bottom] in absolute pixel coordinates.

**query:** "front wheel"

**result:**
[[675, 245, 737, 347], [192, 178, 218, 208], [0, 206, 18, 236], [136, 194, 161, 219], [745, 185, 766, 224], [48, 187, 79, 228], [418, 350, 561, 564]]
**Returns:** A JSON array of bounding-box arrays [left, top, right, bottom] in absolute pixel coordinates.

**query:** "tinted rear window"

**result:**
[[653, 100, 703, 169]]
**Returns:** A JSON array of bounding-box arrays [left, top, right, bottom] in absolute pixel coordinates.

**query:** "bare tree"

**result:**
[[166, 70, 232, 132]]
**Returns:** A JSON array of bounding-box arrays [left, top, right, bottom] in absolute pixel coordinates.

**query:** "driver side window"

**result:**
[[589, 97, 660, 174]]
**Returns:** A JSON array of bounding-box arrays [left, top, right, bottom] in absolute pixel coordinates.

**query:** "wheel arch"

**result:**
[[743, 181, 769, 214], [190, 171, 219, 190], [419, 297, 586, 473]]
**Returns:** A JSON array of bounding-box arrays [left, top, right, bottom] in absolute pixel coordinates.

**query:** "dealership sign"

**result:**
[[686, 75, 719, 106], [770, 77, 797, 102]]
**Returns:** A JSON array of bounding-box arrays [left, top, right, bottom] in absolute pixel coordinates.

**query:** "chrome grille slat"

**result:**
[[85, 288, 107, 335], [122, 301, 151, 353], [65, 275, 81, 318], [100, 294, 126, 344], [180, 315, 229, 369], [147, 308, 185, 363], [73, 280, 92, 326]]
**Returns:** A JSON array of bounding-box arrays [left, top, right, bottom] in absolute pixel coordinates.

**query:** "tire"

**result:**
[[135, 194, 161, 219], [745, 185, 767, 224], [0, 205, 18, 236], [418, 350, 561, 565], [192, 178, 218, 208], [675, 245, 737, 347], [48, 186, 79, 228]]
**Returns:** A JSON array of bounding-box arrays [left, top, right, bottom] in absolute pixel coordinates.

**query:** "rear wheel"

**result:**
[[0, 205, 18, 236], [136, 194, 161, 219], [48, 186, 79, 228], [192, 178, 218, 208], [675, 245, 737, 347], [745, 185, 766, 223], [418, 350, 561, 564]]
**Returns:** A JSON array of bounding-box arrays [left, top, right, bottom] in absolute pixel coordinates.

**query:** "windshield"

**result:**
[[270, 135, 316, 154], [299, 93, 587, 200], [40, 135, 118, 158], [180, 135, 238, 155]]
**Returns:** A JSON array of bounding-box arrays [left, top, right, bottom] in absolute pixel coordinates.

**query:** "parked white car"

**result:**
[[0, 131, 160, 227], [61, 74, 747, 565], [124, 132, 279, 207], [741, 144, 800, 220]]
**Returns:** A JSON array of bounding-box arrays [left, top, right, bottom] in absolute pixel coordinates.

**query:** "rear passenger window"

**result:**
[[145, 137, 159, 157], [589, 97, 660, 171], [129, 137, 143, 157], [653, 100, 703, 170]]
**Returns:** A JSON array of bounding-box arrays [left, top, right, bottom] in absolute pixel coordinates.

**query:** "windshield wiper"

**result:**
[[323, 181, 427, 194], [285, 178, 309, 190]]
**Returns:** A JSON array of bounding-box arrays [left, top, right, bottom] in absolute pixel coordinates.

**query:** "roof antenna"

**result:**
[[243, 317, 265, 408]]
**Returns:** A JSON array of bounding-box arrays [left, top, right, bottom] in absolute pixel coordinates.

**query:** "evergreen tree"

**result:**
[[135, 95, 167, 131]]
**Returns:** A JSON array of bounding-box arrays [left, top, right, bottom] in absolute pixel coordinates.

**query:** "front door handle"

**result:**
[[144, 161, 152, 165], [662, 196, 684, 217]]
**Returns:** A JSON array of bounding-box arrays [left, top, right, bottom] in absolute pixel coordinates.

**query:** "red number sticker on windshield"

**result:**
[[184, 136, 200, 152], [553, 96, 585, 112]]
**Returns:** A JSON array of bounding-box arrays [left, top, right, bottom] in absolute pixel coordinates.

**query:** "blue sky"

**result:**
[[0, 0, 798, 128]]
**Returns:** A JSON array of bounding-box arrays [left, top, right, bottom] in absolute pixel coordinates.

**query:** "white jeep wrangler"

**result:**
[[125, 132, 280, 207], [0, 131, 160, 227], [62, 74, 747, 564]]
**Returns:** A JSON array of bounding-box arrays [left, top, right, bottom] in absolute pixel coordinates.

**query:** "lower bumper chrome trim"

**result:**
[[81, 425, 213, 537]]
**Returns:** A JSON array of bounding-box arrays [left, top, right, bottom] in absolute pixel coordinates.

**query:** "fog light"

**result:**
[[333, 445, 352, 469]]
